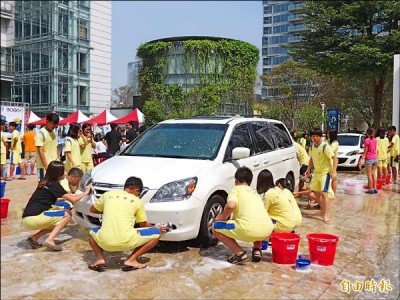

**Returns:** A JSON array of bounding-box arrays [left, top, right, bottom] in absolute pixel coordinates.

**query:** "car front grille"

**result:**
[[338, 158, 347, 164], [93, 182, 149, 200]]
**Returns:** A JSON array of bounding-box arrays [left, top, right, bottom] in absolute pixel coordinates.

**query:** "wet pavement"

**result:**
[[1, 170, 399, 299]]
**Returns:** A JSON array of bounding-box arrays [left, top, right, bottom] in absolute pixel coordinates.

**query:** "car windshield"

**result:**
[[337, 135, 360, 146], [122, 123, 228, 159]]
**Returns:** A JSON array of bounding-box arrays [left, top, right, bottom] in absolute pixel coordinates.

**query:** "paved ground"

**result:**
[[1, 170, 399, 299]]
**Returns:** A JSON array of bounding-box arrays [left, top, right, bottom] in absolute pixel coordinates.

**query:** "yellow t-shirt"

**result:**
[[60, 178, 71, 193], [310, 142, 334, 175], [93, 190, 147, 248], [295, 142, 309, 166], [64, 137, 82, 172], [78, 136, 93, 163], [1, 131, 7, 155], [263, 187, 294, 230], [330, 140, 339, 156], [35, 127, 58, 168], [281, 189, 302, 228], [377, 137, 390, 161], [299, 137, 307, 149], [11, 130, 22, 154], [228, 185, 273, 237], [390, 134, 399, 156]]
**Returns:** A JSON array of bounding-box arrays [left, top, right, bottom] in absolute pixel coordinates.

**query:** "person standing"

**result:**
[[103, 124, 122, 157], [125, 121, 138, 143], [23, 124, 37, 176], [57, 131, 66, 159], [7, 122, 26, 180], [1, 120, 8, 180], [294, 141, 309, 192], [388, 126, 399, 184], [305, 128, 335, 224], [359, 128, 378, 194], [64, 123, 82, 172], [36, 113, 60, 181], [376, 128, 389, 184], [79, 123, 96, 173], [326, 129, 339, 194]]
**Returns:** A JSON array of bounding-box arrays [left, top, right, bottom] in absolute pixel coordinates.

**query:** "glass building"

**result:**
[[3, 1, 111, 117], [262, 0, 305, 99], [127, 61, 140, 95]]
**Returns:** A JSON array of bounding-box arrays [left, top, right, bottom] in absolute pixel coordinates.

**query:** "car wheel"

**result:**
[[285, 173, 295, 192], [195, 195, 225, 247]]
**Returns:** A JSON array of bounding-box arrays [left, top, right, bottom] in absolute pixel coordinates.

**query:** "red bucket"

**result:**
[[377, 179, 383, 190], [0, 198, 10, 220], [385, 174, 392, 185], [307, 233, 339, 266], [271, 232, 300, 264]]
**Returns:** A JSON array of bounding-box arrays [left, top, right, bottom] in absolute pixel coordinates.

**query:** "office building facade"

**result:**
[[1, 0, 111, 117], [262, 0, 305, 99], [1, 1, 14, 102]]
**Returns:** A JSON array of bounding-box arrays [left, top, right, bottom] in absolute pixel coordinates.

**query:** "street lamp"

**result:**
[[320, 102, 326, 131]]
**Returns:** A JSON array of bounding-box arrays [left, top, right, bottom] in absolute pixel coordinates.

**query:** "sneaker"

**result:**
[[373, 190, 378, 194], [365, 190, 374, 194]]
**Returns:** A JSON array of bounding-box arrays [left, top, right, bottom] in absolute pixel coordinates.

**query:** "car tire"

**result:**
[[195, 195, 225, 247], [285, 173, 295, 192]]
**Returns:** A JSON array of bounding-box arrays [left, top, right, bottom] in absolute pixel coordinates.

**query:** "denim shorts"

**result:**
[[364, 159, 378, 166]]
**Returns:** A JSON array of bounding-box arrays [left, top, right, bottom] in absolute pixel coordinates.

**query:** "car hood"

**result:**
[[338, 145, 361, 155], [91, 156, 213, 188]]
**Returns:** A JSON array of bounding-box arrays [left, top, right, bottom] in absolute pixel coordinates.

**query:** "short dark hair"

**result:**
[[46, 112, 60, 125], [377, 127, 386, 139], [67, 123, 81, 139], [235, 167, 253, 186], [110, 123, 118, 130], [310, 127, 323, 137], [124, 176, 143, 192], [328, 129, 338, 142], [81, 123, 91, 131], [388, 126, 396, 132], [0, 120, 5, 126], [28, 124, 35, 130], [8, 122, 17, 127], [256, 169, 274, 194], [68, 167, 84, 178]]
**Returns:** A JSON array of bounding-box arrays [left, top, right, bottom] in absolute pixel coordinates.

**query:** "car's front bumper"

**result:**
[[337, 155, 361, 167]]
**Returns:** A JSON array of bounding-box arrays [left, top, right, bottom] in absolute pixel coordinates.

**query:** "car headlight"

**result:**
[[150, 177, 197, 202], [346, 150, 362, 156], [79, 169, 93, 192]]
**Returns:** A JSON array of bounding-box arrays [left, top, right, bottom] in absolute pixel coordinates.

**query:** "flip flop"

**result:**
[[88, 264, 106, 272], [252, 248, 262, 262], [26, 237, 42, 249], [18, 177, 27, 180], [43, 241, 63, 251], [227, 252, 249, 264], [121, 264, 147, 272]]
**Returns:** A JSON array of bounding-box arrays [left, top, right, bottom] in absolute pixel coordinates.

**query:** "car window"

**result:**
[[250, 121, 276, 153], [270, 123, 292, 148], [225, 123, 255, 159], [123, 123, 227, 159], [337, 135, 360, 146]]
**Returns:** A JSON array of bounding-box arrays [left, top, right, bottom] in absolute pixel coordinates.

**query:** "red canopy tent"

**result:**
[[86, 109, 117, 126], [112, 108, 145, 126], [58, 110, 90, 125], [30, 115, 64, 126], [26, 111, 41, 124]]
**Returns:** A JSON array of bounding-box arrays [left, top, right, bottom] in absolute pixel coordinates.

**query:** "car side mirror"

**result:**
[[232, 147, 250, 160]]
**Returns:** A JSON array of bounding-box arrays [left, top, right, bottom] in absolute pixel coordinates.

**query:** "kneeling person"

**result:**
[[88, 176, 166, 272], [212, 167, 273, 264]]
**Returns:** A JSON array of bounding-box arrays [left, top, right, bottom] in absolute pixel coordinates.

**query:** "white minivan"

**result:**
[[74, 116, 299, 245]]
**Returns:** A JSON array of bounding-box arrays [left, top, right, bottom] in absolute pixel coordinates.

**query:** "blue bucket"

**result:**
[[0, 182, 5, 198], [296, 255, 311, 270], [16, 166, 21, 175]]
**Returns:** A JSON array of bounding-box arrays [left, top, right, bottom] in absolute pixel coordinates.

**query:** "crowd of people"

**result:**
[[1, 112, 399, 270], [0, 113, 139, 181]]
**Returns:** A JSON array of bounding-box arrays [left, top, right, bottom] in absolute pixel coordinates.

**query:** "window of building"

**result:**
[[78, 1, 90, 8], [263, 58, 272, 65], [58, 44, 69, 70], [262, 37, 268, 46], [264, 27, 272, 35], [273, 24, 289, 34], [31, 85, 39, 104], [32, 52, 40, 70], [263, 17, 272, 24], [40, 84, 49, 104], [273, 3, 289, 13], [77, 85, 88, 106], [264, 6, 272, 14], [23, 52, 31, 71], [41, 12, 50, 35], [273, 14, 289, 23], [15, 20, 23, 39], [58, 76, 69, 106], [77, 52, 88, 73], [78, 19, 89, 40], [58, 9, 69, 36], [23, 85, 31, 103], [24, 19, 31, 37], [41, 49, 49, 69], [270, 35, 289, 44]]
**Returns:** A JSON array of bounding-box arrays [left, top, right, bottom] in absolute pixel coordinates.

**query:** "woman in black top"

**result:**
[[22, 161, 91, 251]]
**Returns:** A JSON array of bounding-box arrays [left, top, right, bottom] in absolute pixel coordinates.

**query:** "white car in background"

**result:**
[[337, 133, 365, 169], [74, 116, 299, 246]]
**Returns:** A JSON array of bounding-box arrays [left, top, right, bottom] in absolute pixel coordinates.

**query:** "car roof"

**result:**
[[338, 133, 365, 137], [160, 116, 284, 125]]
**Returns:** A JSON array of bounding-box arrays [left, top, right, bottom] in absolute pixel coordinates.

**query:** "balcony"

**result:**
[[288, 3, 304, 12], [288, 24, 306, 33], [288, 14, 302, 22], [288, 35, 302, 43], [0, 64, 14, 81], [1, 2, 12, 19]]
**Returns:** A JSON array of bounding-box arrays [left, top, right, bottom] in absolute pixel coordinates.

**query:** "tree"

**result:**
[[287, 0, 400, 127], [295, 105, 326, 132], [111, 85, 134, 108], [142, 97, 165, 127]]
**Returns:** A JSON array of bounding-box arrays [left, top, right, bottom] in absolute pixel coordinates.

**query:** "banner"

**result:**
[[327, 109, 341, 132], [0, 105, 26, 137]]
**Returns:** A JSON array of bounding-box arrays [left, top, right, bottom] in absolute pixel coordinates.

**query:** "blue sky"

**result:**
[[111, 1, 263, 88]]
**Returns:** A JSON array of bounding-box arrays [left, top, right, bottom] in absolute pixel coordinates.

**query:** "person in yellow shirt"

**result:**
[[213, 167, 273, 264], [88, 176, 166, 272], [294, 141, 309, 192], [6, 122, 26, 181], [377, 128, 389, 183], [326, 129, 339, 194], [388, 126, 399, 184], [64, 124, 82, 172], [306, 127, 335, 224], [79, 123, 96, 173], [23, 124, 37, 176], [276, 178, 302, 230], [35, 113, 59, 181], [60, 167, 84, 194], [1, 120, 8, 180]]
